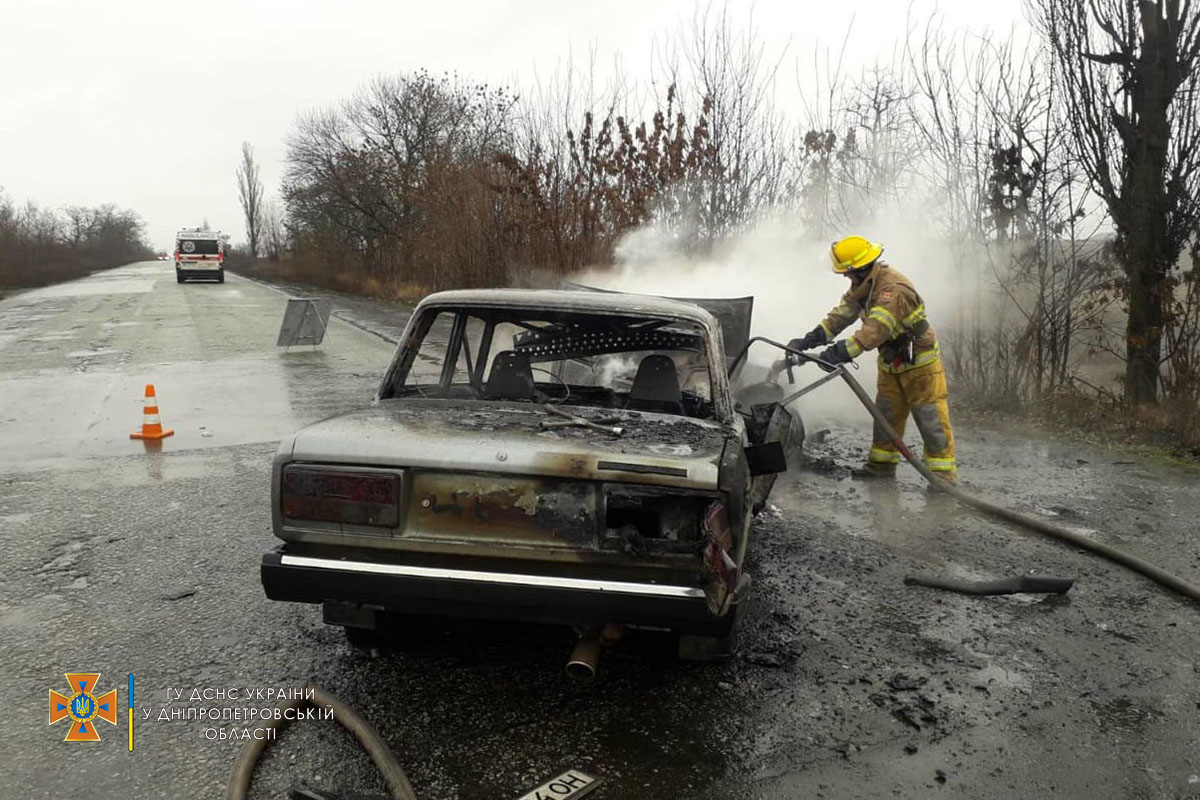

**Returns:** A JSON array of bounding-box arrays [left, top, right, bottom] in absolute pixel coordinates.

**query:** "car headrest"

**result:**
[[629, 354, 682, 406], [485, 350, 536, 400]]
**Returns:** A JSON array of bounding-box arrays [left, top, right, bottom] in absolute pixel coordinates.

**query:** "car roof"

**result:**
[[416, 288, 720, 329]]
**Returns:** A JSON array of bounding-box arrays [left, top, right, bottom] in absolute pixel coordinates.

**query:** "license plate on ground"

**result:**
[[514, 770, 599, 800]]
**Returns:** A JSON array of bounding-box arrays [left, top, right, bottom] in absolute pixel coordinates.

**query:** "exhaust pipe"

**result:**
[[566, 630, 602, 682]]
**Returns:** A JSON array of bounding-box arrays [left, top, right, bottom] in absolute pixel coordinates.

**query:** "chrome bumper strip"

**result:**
[[279, 554, 706, 599]]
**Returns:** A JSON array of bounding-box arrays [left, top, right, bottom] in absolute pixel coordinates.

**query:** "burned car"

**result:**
[[260, 289, 798, 663]]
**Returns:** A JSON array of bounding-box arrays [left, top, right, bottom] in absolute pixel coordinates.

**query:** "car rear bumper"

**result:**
[[260, 547, 742, 635]]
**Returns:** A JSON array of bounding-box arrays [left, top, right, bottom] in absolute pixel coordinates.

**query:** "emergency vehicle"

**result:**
[[174, 228, 226, 283]]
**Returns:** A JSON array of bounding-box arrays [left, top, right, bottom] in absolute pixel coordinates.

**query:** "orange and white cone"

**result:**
[[130, 383, 174, 440]]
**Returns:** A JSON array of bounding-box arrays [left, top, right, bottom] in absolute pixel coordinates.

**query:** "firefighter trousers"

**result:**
[[866, 358, 957, 483]]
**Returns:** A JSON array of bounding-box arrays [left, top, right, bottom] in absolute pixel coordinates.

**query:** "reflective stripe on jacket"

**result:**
[[818, 263, 940, 373]]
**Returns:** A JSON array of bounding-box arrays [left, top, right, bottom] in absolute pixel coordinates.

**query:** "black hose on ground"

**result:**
[[227, 682, 417, 800], [833, 366, 1200, 606], [904, 574, 1075, 595]]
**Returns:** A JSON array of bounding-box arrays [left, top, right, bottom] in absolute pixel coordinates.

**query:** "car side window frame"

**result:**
[[376, 309, 439, 399], [439, 311, 469, 389]]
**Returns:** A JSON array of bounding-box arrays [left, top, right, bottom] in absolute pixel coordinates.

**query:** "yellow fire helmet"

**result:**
[[830, 235, 884, 273]]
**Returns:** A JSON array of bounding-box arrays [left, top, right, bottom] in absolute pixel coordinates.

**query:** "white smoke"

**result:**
[[576, 209, 975, 428]]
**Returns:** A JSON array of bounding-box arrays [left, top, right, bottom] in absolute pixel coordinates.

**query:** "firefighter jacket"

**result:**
[[819, 263, 940, 373]]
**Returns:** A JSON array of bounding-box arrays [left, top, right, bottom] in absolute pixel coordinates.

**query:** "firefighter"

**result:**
[[788, 235, 958, 484]]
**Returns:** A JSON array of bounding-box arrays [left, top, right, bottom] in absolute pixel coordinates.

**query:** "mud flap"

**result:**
[[746, 441, 786, 475], [747, 402, 803, 514]]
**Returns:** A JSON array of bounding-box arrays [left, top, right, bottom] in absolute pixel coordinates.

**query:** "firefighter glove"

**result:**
[[786, 326, 828, 363], [815, 340, 855, 373]]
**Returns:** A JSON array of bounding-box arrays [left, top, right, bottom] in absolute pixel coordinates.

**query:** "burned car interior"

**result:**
[[379, 306, 718, 420]]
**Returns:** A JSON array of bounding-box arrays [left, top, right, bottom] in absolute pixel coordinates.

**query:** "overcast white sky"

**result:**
[[0, 0, 1029, 250]]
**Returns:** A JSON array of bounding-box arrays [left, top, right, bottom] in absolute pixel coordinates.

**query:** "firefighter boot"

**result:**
[[851, 462, 898, 479]]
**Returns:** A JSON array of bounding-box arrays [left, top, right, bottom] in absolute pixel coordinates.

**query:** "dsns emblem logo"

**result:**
[[49, 673, 117, 742]]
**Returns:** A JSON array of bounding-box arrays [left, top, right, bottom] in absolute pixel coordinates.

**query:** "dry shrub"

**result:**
[[1039, 384, 1200, 458], [383, 280, 430, 304]]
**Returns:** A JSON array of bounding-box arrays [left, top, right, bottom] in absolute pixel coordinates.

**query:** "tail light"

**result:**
[[702, 502, 733, 551], [701, 502, 738, 615], [281, 466, 400, 527]]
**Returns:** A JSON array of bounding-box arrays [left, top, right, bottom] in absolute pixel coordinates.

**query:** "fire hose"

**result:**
[[732, 337, 1200, 606], [227, 682, 417, 800]]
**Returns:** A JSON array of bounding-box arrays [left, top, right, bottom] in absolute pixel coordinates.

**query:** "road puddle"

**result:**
[[67, 348, 125, 359], [20, 279, 157, 298], [0, 358, 305, 469]]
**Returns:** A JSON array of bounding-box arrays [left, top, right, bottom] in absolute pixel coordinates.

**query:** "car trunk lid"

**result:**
[[289, 399, 726, 489]]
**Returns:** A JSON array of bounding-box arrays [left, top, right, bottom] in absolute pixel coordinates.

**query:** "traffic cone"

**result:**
[[130, 384, 174, 440]]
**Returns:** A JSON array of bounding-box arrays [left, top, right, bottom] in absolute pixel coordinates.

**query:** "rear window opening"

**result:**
[[382, 306, 716, 420]]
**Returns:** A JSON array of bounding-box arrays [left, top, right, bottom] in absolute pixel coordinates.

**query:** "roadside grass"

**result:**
[[957, 387, 1200, 468], [231, 257, 428, 305], [358, 275, 429, 305]]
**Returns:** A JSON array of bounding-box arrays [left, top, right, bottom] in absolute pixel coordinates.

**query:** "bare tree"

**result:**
[[62, 206, 97, 253], [1031, 0, 1200, 404], [236, 142, 265, 258], [902, 24, 1116, 404], [261, 200, 286, 261], [283, 70, 518, 289], [799, 65, 916, 234], [678, 3, 790, 237]]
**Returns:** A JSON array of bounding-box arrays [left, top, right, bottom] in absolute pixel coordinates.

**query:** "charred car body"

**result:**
[[260, 288, 799, 657]]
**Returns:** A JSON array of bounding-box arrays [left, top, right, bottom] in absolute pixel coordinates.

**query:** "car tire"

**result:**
[[176, 273, 184, 284], [217, 269, 225, 284], [342, 625, 379, 648]]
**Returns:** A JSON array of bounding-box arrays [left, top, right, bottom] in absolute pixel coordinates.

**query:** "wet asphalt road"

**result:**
[[2, 263, 1199, 799]]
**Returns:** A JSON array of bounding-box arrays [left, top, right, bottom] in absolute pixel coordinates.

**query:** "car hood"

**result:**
[[287, 399, 731, 490]]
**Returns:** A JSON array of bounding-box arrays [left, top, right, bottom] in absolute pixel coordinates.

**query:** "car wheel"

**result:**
[[176, 273, 184, 284], [217, 269, 225, 284], [342, 625, 380, 648]]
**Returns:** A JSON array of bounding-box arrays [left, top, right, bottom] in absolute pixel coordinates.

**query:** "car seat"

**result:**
[[484, 350, 536, 400], [627, 354, 684, 414]]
